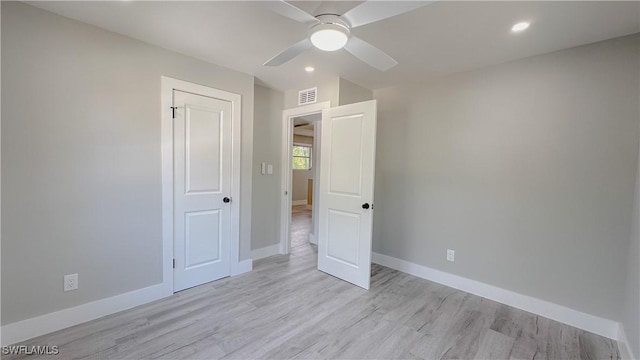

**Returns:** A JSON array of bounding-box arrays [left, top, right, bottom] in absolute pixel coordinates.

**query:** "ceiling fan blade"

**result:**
[[342, 1, 433, 28], [261, 1, 319, 25], [343, 36, 398, 71], [264, 38, 313, 66]]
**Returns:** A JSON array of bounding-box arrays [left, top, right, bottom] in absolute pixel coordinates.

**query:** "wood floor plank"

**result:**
[[4, 206, 619, 360], [474, 329, 516, 360]]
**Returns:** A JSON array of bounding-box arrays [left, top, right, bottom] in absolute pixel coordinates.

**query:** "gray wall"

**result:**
[[622, 138, 640, 357], [1, 2, 254, 325], [251, 85, 283, 251], [292, 170, 313, 202], [372, 34, 639, 321], [338, 78, 373, 106]]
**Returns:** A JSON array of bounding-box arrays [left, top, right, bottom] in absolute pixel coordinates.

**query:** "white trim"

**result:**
[[230, 259, 252, 276], [372, 252, 620, 340], [161, 76, 242, 293], [160, 77, 175, 297], [309, 233, 317, 245], [618, 323, 637, 360], [1, 284, 167, 346], [252, 244, 281, 261], [280, 102, 330, 255], [292, 200, 307, 206]]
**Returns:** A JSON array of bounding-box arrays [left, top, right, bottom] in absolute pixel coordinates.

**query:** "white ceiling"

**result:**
[[28, 1, 640, 92]]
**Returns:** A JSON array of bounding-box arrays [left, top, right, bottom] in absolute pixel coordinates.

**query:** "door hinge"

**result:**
[[173, 258, 175, 269], [170, 106, 178, 119]]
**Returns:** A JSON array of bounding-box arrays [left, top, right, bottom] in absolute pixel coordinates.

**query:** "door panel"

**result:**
[[329, 115, 364, 196], [318, 100, 377, 290], [185, 106, 222, 193], [327, 209, 361, 267], [184, 210, 221, 269], [174, 90, 231, 292]]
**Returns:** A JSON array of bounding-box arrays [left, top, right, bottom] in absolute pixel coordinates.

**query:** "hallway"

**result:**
[[291, 205, 312, 249]]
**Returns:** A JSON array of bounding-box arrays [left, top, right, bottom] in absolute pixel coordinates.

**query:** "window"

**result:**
[[292, 145, 312, 170]]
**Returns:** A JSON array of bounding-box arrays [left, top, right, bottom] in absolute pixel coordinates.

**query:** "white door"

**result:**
[[317, 100, 377, 290], [173, 90, 232, 291]]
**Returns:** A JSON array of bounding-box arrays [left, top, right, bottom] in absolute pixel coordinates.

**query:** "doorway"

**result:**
[[280, 102, 330, 255], [290, 115, 318, 251], [280, 99, 377, 290]]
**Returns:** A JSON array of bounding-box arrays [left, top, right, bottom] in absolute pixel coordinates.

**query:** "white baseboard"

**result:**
[[1, 283, 168, 346], [372, 252, 619, 340], [618, 323, 637, 360], [291, 200, 307, 206], [309, 233, 317, 245], [230, 259, 252, 276], [251, 244, 281, 260]]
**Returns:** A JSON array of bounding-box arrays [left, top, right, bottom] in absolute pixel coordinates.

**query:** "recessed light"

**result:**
[[305, 66, 315, 73], [511, 22, 530, 33]]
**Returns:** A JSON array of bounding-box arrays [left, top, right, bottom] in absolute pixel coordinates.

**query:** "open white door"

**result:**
[[173, 90, 232, 291], [317, 100, 377, 290]]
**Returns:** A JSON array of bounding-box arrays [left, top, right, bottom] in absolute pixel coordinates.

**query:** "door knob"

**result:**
[[362, 203, 370, 209], [223, 197, 231, 203]]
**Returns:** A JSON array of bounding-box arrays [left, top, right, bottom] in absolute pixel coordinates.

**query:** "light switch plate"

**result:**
[[261, 162, 266, 175], [267, 164, 273, 175]]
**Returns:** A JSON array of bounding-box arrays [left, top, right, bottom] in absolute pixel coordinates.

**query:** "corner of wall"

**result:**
[[337, 77, 373, 105], [240, 80, 255, 261], [251, 84, 284, 252]]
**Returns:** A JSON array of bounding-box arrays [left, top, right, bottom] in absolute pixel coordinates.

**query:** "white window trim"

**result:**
[[292, 144, 313, 170]]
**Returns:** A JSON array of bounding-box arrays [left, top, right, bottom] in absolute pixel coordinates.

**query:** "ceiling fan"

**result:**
[[262, 1, 431, 71]]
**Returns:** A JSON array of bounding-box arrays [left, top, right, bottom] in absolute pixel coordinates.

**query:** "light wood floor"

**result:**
[[291, 205, 312, 249], [5, 206, 619, 359]]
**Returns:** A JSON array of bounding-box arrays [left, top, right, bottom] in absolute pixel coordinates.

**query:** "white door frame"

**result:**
[[280, 101, 331, 254], [161, 76, 242, 294]]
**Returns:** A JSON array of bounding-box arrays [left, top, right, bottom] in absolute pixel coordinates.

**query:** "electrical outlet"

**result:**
[[64, 273, 78, 292], [446, 249, 455, 262]]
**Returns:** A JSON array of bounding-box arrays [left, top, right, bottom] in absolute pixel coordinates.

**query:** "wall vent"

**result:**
[[298, 87, 317, 105]]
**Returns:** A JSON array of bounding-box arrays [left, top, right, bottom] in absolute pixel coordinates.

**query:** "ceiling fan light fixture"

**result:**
[[309, 18, 350, 52], [511, 21, 530, 33]]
